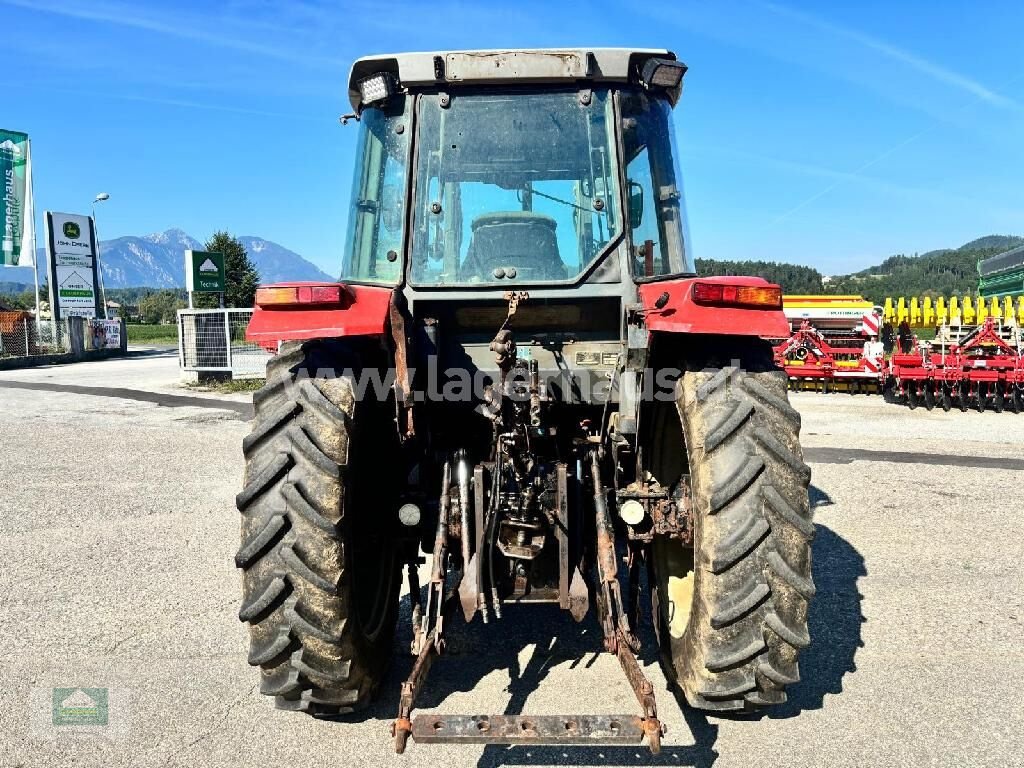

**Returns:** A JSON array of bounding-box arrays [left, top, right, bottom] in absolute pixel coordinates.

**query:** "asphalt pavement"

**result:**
[[1, 351, 1021, 767]]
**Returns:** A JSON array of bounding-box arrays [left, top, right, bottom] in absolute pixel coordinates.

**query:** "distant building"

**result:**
[[106, 300, 138, 321]]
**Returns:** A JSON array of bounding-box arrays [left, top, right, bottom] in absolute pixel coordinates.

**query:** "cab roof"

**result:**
[[347, 48, 681, 111]]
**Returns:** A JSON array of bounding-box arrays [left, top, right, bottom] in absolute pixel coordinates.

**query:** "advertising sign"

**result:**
[[0, 129, 29, 266], [45, 211, 103, 322], [90, 319, 121, 349], [56, 267, 97, 318], [49, 212, 94, 257], [185, 250, 226, 293], [54, 253, 93, 268]]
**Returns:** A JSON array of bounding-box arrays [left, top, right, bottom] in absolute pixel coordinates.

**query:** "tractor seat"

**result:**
[[461, 212, 567, 281]]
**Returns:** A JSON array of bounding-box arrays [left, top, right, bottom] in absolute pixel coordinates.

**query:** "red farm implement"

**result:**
[[773, 319, 883, 393], [884, 318, 1024, 412], [770, 295, 883, 393]]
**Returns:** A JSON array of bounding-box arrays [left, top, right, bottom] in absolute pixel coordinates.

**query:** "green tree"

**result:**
[[0, 288, 37, 310], [696, 258, 824, 293], [195, 231, 261, 308], [138, 290, 185, 324]]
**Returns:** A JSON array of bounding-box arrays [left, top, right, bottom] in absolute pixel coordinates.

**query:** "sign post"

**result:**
[[44, 211, 103, 322], [184, 249, 226, 307]]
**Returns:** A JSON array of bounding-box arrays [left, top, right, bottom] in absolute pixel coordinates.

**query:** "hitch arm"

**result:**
[[393, 628, 439, 754], [590, 450, 664, 754]]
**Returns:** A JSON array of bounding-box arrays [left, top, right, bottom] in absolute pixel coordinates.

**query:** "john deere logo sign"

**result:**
[[63, 221, 81, 239], [185, 249, 226, 293]]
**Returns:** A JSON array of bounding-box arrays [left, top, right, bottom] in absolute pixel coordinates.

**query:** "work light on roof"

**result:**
[[641, 58, 686, 90], [359, 72, 396, 106]]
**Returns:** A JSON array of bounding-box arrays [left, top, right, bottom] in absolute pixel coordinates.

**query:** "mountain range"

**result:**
[[1, 228, 333, 288], [4, 232, 1021, 299]]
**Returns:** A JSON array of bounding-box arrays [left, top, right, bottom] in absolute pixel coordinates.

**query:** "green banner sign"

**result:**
[[186, 250, 226, 293], [1, 129, 29, 266]]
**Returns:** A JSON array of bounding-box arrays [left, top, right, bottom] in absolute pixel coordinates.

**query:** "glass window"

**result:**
[[620, 92, 693, 278], [340, 96, 411, 284], [410, 90, 620, 286]]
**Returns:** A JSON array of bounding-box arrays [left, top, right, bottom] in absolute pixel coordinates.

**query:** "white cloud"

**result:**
[[1, 0, 346, 68], [760, 1, 1021, 111]]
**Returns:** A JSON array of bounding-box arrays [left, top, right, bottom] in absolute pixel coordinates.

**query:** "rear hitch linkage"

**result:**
[[390, 449, 665, 754]]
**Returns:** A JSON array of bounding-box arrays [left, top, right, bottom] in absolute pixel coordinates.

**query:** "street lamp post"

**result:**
[[92, 193, 110, 319]]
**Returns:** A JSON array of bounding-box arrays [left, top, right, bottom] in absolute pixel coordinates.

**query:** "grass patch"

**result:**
[[126, 323, 179, 345], [185, 378, 265, 394]]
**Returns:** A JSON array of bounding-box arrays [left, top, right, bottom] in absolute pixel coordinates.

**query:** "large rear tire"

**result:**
[[236, 341, 401, 715], [650, 362, 814, 711]]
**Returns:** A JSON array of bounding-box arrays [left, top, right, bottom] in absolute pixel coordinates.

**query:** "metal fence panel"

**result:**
[[0, 317, 69, 359], [177, 308, 271, 379], [226, 310, 271, 378]]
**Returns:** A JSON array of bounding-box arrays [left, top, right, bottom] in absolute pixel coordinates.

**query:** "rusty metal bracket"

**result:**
[[618, 476, 694, 545], [389, 291, 414, 440], [411, 714, 648, 746]]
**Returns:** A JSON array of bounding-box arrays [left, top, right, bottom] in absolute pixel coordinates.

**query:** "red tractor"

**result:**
[[236, 48, 813, 754]]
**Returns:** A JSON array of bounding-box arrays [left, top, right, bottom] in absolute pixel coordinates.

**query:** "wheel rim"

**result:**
[[653, 538, 695, 640]]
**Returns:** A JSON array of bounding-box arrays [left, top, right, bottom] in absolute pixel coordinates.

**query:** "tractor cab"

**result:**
[[339, 49, 692, 293]]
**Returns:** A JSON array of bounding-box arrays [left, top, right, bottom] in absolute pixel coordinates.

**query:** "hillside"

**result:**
[[237, 236, 334, 284], [824, 234, 1023, 302], [0, 229, 333, 288], [697, 235, 1023, 300]]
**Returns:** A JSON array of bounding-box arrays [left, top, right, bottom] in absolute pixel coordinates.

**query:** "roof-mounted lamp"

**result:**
[[640, 58, 687, 90]]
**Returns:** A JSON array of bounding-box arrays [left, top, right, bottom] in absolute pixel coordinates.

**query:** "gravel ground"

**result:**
[[1, 356, 1021, 767]]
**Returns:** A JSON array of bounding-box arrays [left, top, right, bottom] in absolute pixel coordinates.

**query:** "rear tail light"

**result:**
[[256, 284, 345, 307], [691, 281, 782, 309]]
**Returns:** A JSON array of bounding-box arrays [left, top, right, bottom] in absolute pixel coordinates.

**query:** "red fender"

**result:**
[[245, 282, 392, 346], [638, 276, 790, 338]]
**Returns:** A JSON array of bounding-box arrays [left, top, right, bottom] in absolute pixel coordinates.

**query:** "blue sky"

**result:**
[[5, 0, 1023, 276]]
